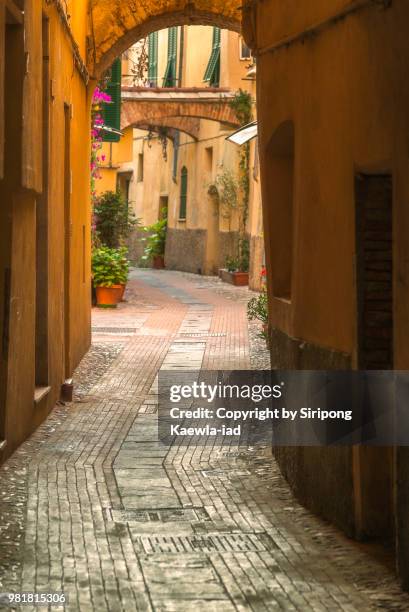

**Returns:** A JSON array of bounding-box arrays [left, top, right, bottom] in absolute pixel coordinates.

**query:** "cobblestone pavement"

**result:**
[[1, 269, 409, 611]]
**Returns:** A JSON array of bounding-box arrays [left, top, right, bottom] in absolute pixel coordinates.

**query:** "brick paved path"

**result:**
[[1, 269, 409, 611]]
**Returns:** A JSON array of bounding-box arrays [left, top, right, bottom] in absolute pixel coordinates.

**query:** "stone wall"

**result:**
[[127, 228, 148, 265], [165, 228, 207, 274], [269, 326, 355, 535], [217, 230, 239, 272]]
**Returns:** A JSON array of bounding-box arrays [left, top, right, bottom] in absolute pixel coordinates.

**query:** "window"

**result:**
[[147, 32, 158, 86], [137, 153, 144, 182], [163, 27, 178, 87], [205, 147, 213, 175], [240, 37, 252, 60], [102, 58, 122, 142], [179, 166, 188, 220], [204, 27, 221, 87]]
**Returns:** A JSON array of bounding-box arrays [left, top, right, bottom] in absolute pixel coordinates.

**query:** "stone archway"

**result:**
[[120, 87, 240, 134], [131, 117, 201, 140], [89, 0, 242, 77]]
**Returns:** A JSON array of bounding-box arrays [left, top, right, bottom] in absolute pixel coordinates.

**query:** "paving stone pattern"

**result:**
[[1, 270, 409, 611]]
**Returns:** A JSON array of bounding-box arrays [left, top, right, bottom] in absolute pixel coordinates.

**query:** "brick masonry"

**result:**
[[0, 270, 408, 611]]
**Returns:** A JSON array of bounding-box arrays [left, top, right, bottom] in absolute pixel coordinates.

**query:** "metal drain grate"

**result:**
[[92, 327, 137, 335], [135, 532, 278, 554], [179, 332, 226, 338], [105, 507, 209, 523]]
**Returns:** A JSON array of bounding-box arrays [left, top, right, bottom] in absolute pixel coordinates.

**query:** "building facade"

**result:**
[[243, 0, 409, 586], [0, 0, 91, 463], [96, 25, 264, 287], [2, 0, 409, 591]]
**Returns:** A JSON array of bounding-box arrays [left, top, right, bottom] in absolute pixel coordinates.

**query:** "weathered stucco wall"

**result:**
[[0, 0, 91, 461], [246, 0, 409, 584]]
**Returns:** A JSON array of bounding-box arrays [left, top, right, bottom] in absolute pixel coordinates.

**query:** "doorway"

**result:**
[[159, 195, 168, 220], [35, 16, 50, 391], [354, 172, 394, 546], [64, 103, 71, 378]]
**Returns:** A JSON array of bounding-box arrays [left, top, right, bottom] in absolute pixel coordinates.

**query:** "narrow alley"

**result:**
[[0, 270, 408, 611]]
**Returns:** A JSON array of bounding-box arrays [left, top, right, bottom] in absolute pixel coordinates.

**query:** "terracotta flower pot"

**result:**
[[119, 284, 126, 301], [219, 269, 249, 286], [95, 285, 122, 308], [152, 255, 165, 269]]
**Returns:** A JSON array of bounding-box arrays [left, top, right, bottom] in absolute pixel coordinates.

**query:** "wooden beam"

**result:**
[[5, 0, 23, 25]]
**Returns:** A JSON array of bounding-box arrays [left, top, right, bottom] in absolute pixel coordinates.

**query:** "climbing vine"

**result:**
[[123, 40, 149, 86], [147, 126, 169, 161], [229, 89, 254, 271]]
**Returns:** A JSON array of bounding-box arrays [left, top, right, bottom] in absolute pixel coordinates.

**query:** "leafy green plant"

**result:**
[[247, 289, 269, 340], [225, 255, 239, 273], [238, 237, 250, 273], [247, 289, 268, 324], [141, 214, 167, 261], [213, 169, 239, 219], [229, 89, 254, 126], [92, 246, 129, 287], [113, 247, 130, 284], [94, 190, 138, 248]]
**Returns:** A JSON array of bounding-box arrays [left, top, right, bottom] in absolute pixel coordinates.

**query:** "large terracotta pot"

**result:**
[[152, 255, 165, 269], [95, 285, 122, 308], [118, 284, 126, 301]]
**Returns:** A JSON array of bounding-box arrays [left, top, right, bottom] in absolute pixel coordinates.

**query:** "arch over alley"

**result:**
[[120, 87, 240, 135], [89, 0, 242, 76]]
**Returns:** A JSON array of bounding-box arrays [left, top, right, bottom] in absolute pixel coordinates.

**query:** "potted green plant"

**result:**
[[140, 216, 167, 269], [247, 288, 269, 344], [93, 189, 138, 247], [220, 239, 250, 286], [92, 246, 127, 307], [113, 247, 130, 301]]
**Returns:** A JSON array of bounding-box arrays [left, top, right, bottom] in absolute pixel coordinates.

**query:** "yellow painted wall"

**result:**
[[0, 0, 91, 461], [256, 0, 409, 360]]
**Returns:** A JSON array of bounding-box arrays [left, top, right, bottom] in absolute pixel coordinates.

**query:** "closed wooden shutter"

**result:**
[[0, 0, 5, 179], [22, 0, 43, 193], [163, 27, 177, 87], [204, 27, 221, 87], [148, 32, 158, 86], [102, 58, 122, 143], [179, 166, 187, 219]]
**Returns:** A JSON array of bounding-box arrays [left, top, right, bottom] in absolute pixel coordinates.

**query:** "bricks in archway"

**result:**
[[90, 1, 241, 76], [121, 87, 239, 133]]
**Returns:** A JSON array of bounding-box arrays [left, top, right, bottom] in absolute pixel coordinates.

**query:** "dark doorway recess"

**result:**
[[356, 173, 393, 370], [354, 172, 394, 548]]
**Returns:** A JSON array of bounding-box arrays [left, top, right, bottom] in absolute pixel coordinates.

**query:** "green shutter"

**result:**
[[179, 166, 188, 219], [148, 32, 158, 85], [204, 27, 221, 87], [163, 27, 178, 87], [102, 58, 122, 142]]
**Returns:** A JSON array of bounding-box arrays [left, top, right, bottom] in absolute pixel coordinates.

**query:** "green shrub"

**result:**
[[94, 190, 138, 248], [225, 255, 239, 273], [247, 289, 268, 325], [92, 246, 129, 287], [140, 215, 167, 261]]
